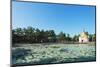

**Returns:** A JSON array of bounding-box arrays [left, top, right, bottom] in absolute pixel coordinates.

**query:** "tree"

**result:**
[[39, 29, 46, 43], [14, 28, 24, 43], [13, 27, 94, 44], [26, 26, 35, 43], [57, 32, 66, 43], [47, 30, 56, 42], [89, 34, 93, 42], [93, 34, 96, 41], [66, 34, 71, 41], [72, 34, 79, 42], [35, 28, 41, 42], [14, 28, 23, 35]]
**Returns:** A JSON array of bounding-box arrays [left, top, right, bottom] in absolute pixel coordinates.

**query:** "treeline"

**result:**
[[12, 26, 96, 44]]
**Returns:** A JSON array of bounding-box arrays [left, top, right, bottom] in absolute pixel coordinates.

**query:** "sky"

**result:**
[[12, 1, 96, 36]]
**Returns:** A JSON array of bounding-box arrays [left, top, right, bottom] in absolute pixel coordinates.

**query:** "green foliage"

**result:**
[[89, 34, 96, 42], [73, 35, 79, 41], [57, 32, 66, 42], [12, 27, 58, 44], [12, 27, 96, 44]]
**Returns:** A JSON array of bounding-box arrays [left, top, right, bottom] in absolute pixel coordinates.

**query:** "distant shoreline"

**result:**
[[12, 42, 96, 47], [13, 41, 96, 44]]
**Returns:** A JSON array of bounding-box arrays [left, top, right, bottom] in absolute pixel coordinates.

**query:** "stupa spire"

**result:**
[[83, 28, 85, 32]]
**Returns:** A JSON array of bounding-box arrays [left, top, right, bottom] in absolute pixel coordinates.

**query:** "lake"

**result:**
[[12, 44, 96, 66]]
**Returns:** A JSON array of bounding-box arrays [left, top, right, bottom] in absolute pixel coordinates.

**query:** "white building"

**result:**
[[79, 31, 89, 43]]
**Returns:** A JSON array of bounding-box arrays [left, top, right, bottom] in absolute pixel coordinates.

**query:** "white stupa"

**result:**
[[79, 30, 89, 43]]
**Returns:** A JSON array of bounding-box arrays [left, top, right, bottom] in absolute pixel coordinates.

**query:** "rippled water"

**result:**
[[12, 44, 96, 66]]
